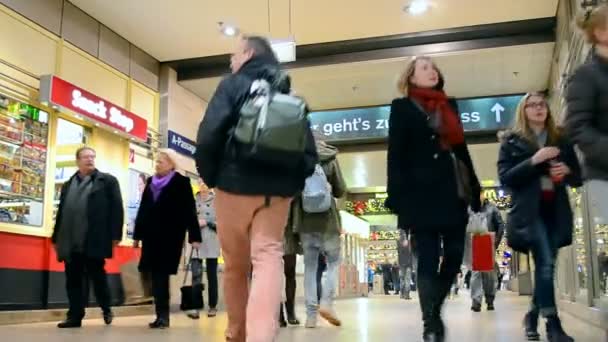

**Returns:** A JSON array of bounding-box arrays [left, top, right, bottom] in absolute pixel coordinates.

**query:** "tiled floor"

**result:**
[[0, 291, 604, 341]]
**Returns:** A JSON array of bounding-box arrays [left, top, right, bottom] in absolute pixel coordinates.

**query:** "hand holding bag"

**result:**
[[180, 249, 205, 311], [467, 211, 489, 234]]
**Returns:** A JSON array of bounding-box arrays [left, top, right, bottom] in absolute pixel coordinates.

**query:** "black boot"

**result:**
[[285, 301, 300, 325], [279, 304, 288, 328], [523, 311, 541, 341], [57, 319, 82, 329], [471, 300, 482, 312], [486, 297, 495, 311], [546, 316, 574, 342], [149, 317, 170, 329]]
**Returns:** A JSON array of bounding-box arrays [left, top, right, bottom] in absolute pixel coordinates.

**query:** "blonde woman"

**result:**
[[133, 149, 202, 329], [385, 56, 481, 342], [498, 93, 582, 341]]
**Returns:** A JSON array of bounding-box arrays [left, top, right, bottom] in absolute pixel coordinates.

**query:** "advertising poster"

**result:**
[[126, 169, 149, 239]]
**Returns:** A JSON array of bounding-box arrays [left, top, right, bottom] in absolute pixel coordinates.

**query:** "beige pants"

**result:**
[[215, 190, 291, 342]]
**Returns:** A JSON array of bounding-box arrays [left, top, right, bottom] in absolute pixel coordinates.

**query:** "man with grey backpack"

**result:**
[[290, 135, 347, 328], [195, 35, 317, 342]]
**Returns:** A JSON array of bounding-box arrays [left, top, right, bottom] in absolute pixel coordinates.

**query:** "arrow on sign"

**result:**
[[491, 103, 505, 122]]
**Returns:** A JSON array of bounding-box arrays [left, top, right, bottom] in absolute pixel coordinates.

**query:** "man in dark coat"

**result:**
[[398, 229, 414, 299], [195, 36, 317, 341], [52, 147, 124, 328]]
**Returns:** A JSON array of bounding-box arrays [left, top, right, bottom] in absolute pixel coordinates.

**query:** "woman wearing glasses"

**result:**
[[498, 93, 582, 342]]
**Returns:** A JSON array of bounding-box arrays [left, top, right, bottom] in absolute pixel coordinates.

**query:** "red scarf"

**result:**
[[408, 87, 465, 149]]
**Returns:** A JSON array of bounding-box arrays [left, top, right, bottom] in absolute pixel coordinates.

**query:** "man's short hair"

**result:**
[[76, 146, 96, 159], [243, 35, 278, 62]]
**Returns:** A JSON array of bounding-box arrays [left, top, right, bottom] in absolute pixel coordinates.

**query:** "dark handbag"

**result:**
[[180, 249, 205, 311]]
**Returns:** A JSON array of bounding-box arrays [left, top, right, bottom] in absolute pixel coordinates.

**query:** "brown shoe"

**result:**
[[319, 307, 341, 327]]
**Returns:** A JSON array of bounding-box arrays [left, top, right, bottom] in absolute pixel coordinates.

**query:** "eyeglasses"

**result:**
[[525, 102, 547, 109]]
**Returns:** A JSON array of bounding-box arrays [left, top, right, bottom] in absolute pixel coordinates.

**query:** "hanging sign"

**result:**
[[39, 75, 148, 141]]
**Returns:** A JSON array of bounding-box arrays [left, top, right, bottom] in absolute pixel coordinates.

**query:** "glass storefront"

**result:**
[[0, 93, 49, 227]]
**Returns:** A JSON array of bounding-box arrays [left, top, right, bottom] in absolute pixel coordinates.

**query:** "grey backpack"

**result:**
[[302, 164, 332, 213], [233, 75, 309, 169]]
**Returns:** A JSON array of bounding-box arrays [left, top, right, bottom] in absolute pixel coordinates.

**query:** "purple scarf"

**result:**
[[150, 170, 176, 202]]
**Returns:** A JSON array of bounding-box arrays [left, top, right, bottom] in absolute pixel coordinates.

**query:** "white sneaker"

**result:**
[[305, 316, 317, 329]]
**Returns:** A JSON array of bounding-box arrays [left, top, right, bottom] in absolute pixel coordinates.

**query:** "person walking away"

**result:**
[[381, 262, 394, 295], [367, 264, 375, 293], [133, 149, 202, 329], [195, 35, 317, 342], [385, 56, 482, 342], [391, 262, 401, 295], [279, 208, 302, 328], [292, 138, 346, 329], [470, 195, 505, 312], [397, 228, 414, 299], [187, 180, 221, 319], [498, 92, 582, 342], [52, 147, 124, 328]]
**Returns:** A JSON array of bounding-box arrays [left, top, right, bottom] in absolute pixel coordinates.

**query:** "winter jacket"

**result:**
[[497, 131, 582, 253], [291, 142, 347, 237], [52, 170, 124, 262], [194, 192, 220, 259], [195, 55, 318, 197], [565, 50, 608, 181], [397, 229, 413, 268], [386, 97, 481, 230], [134, 173, 202, 274]]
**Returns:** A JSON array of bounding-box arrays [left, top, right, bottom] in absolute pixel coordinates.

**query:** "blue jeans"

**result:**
[[529, 218, 558, 317], [301, 233, 341, 317]]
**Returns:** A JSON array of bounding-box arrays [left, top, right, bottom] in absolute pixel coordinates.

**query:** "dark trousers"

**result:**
[[151, 272, 170, 320], [64, 253, 111, 320], [280, 254, 297, 320], [191, 258, 219, 310], [413, 225, 466, 328]]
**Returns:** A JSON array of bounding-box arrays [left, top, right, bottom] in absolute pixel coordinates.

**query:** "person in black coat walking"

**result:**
[[386, 56, 481, 342], [133, 149, 202, 329], [566, 5, 608, 182], [497, 92, 582, 342], [52, 147, 124, 328]]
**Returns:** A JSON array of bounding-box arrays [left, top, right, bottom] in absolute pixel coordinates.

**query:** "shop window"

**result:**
[[53, 118, 91, 222], [0, 94, 49, 227]]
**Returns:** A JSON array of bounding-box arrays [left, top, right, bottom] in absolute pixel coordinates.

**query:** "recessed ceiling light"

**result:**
[[218, 22, 239, 37], [404, 0, 430, 15]]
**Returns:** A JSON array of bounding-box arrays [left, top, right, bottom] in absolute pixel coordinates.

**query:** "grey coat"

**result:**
[[565, 50, 608, 181]]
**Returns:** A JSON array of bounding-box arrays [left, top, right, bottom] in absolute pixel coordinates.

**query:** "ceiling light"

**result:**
[[404, 0, 430, 15], [218, 22, 239, 37]]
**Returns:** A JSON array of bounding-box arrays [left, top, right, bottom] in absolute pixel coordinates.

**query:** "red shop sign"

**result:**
[[39, 75, 148, 141]]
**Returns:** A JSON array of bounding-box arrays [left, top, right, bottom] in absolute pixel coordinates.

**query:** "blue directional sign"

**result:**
[[167, 130, 196, 157], [308, 94, 523, 142]]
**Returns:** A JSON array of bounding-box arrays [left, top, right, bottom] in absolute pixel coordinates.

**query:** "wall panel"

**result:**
[[130, 82, 156, 128], [0, 0, 63, 35], [99, 25, 130, 75], [60, 45, 129, 107], [0, 8, 57, 78]]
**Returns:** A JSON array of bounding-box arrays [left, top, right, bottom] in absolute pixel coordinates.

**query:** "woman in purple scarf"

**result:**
[[133, 149, 201, 329]]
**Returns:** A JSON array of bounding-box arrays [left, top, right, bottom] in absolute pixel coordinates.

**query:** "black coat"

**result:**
[[52, 170, 124, 261], [565, 50, 608, 181], [195, 55, 318, 197], [497, 132, 582, 253], [386, 98, 481, 230], [133, 173, 202, 275]]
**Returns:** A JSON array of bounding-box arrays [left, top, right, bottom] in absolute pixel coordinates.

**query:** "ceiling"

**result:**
[[69, 0, 558, 61], [180, 42, 555, 110]]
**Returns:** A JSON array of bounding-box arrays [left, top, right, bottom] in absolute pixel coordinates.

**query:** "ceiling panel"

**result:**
[[69, 0, 558, 61], [292, 0, 558, 45], [180, 42, 555, 110]]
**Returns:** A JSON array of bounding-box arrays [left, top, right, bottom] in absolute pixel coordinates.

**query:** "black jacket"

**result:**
[[195, 55, 318, 197], [133, 172, 202, 275], [52, 170, 124, 261], [386, 98, 481, 230], [565, 50, 608, 181], [497, 132, 582, 253]]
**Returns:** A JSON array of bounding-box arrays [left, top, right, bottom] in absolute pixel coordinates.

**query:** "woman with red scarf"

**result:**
[[386, 56, 481, 342]]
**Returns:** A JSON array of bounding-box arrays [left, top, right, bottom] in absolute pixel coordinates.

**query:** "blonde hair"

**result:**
[[576, 4, 608, 44], [157, 148, 180, 171], [397, 56, 445, 96], [513, 92, 560, 146]]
